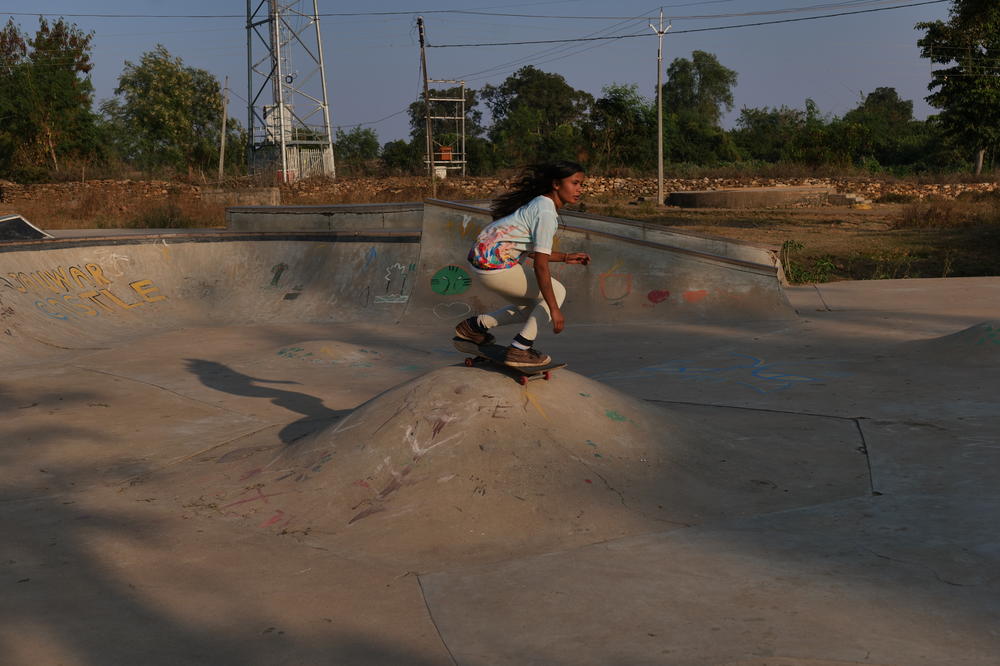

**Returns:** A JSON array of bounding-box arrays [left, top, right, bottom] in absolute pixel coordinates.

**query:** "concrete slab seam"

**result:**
[[813, 284, 834, 311], [416, 574, 460, 666], [641, 398, 862, 423], [854, 418, 878, 497], [644, 398, 878, 497], [74, 365, 253, 417], [863, 547, 970, 588]]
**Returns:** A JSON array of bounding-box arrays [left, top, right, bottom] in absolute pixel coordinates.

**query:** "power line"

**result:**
[[0, 0, 936, 21], [428, 0, 950, 48], [451, 7, 658, 82], [443, 0, 933, 21]]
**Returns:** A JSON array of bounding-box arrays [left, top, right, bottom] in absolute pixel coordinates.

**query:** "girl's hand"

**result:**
[[551, 307, 565, 334], [565, 252, 590, 265]]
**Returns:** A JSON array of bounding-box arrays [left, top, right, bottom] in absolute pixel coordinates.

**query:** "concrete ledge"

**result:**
[[226, 202, 424, 231], [668, 185, 834, 209]]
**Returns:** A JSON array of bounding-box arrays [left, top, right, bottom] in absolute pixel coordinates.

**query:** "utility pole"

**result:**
[[218, 76, 229, 182], [418, 16, 437, 197], [649, 9, 671, 207]]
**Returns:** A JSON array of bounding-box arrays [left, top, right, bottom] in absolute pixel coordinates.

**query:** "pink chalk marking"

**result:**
[[647, 290, 670, 304], [584, 479, 593, 484], [683, 290, 708, 304], [220, 487, 285, 510], [353, 479, 371, 489], [259, 510, 285, 528]]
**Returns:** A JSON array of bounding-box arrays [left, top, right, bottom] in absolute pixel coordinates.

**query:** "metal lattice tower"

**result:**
[[417, 17, 467, 187], [428, 79, 467, 178], [246, 0, 335, 182]]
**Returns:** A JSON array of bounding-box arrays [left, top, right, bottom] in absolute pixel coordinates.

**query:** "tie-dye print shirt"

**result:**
[[467, 196, 558, 270]]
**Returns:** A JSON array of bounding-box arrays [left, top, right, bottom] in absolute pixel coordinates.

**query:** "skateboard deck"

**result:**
[[453, 339, 566, 384]]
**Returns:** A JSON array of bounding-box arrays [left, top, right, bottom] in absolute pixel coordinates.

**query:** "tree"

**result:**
[[334, 126, 379, 175], [482, 66, 593, 166], [585, 83, 656, 173], [380, 138, 422, 175], [842, 87, 927, 168], [0, 17, 98, 178], [732, 105, 807, 163], [918, 0, 1000, 173], [663, 50, 737, 127], [101, 45, 242, 177], [662, 51, 739, 164], [787, 99, 853, 167]]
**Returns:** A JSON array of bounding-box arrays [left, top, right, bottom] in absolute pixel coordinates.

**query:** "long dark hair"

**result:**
[[490, 160, 585, 220]]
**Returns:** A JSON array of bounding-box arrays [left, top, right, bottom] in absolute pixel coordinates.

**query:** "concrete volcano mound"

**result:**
[[141, 365, 867, 568], [901, 320, 1000, 365]]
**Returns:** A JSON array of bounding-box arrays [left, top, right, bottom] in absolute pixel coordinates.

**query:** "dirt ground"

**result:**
[[3, 176, 998, 283], [585, 201, 1000, 282]]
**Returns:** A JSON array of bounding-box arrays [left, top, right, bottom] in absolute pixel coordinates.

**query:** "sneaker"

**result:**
[[454, 317, 495, 353], [504, 345, 551, 368]]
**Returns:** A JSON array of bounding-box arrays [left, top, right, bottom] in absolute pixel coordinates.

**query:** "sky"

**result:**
[[2, 1, 953, 144]]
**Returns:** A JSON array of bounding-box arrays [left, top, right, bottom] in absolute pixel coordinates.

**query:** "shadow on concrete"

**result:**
[[0, 376, 446, 665], [1, 463, 446, 664], [184, 358, 351, 444]]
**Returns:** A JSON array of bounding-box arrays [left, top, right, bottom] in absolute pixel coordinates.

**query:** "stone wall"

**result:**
[[280, 175, 1000, 204], [1, 176, 998, 212]]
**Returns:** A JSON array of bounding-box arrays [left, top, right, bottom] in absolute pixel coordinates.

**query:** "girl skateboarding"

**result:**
[[453, 160, 591, 369]]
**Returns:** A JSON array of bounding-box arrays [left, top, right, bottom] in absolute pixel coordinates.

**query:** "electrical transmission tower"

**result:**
[[246, 0, 335, 182]]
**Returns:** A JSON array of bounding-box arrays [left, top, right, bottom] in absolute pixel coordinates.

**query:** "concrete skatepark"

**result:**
[[1, 201, 998, 665]]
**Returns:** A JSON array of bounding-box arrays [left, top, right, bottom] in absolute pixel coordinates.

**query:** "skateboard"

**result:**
[[453, 339, 566, 385]]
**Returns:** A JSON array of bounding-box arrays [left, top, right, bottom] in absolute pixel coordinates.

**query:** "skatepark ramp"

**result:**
[[137, 363, 867, 568], [0, 201, 792, 359], [0, 230, 421, 361], [411, 200, 793, 325]]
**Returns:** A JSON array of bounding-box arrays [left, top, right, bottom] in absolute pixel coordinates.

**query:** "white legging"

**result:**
[[474, 263, 567, 341]]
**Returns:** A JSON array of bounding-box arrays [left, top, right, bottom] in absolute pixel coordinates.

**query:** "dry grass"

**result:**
[[586, 200, 1000, 282], [896, 194, 1000, 230], [9, 193, 226, 230]]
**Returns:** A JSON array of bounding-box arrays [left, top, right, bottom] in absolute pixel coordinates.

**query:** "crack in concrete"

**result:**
[[865, 547, 968, 587]]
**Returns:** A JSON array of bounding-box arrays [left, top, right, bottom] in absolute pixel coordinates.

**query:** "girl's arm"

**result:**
[[528, 251, 590, 264], [532, 253, 565, 334]]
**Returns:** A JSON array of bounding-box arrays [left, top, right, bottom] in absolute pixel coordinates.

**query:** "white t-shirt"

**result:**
[[467, 196, 558, 270]]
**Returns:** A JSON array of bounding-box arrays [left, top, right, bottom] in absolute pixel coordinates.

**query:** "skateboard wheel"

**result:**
[[464, 357, 474, 367], [543, 371, 551, 381], [518, 375, 528, 386]]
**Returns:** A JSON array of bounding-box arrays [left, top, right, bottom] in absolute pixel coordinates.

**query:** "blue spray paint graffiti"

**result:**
[[594, 354, 849, 394], [363, 247, 377, 271]]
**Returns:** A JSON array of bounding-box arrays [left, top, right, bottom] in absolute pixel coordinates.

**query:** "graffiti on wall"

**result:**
[[975, 324, 1000, 346], [3, 261, 166, 321], [374, 262, 415, 304], [599, 260, 632, 304], [446, 214, 482, 241], [430, 264, 472, 296]]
